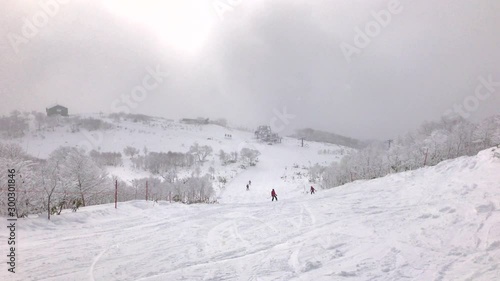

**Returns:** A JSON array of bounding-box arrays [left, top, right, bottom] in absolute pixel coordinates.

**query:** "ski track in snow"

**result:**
[[2, 143, 500, 280]]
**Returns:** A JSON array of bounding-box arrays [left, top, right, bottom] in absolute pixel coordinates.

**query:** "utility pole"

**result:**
[[387, 139, 393, 149], [114, 180, 118, 209]]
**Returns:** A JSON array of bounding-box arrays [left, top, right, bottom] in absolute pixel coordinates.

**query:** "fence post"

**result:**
[[115, 180, 118, 209]]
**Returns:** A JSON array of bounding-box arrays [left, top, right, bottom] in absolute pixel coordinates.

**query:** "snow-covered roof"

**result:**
[[46, 104, 67, 109]]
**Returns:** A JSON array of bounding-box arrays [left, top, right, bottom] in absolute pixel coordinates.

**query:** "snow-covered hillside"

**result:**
[[3, 146, 499, 281], [3, 114, 349, 201]]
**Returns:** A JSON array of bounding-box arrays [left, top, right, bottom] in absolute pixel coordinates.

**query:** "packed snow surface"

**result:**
[[2, 147, 499, 281]]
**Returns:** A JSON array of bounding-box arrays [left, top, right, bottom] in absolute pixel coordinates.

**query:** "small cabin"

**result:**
[[46, 104, 68, 117]]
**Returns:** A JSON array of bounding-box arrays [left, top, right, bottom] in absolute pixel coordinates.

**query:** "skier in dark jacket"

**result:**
[[271, 189, 278, 201], [310, 186, 316, 194], [246, 184, 249, 191]]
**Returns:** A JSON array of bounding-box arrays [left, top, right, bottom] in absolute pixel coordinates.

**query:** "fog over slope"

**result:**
[[1, 0, 499, 139]]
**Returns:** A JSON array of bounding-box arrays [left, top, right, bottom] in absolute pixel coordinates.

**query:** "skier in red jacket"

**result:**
[[271, 189, 278, 201]]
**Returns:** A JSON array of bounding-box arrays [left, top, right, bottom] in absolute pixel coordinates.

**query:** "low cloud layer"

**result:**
[[1, 0, 499, 139]]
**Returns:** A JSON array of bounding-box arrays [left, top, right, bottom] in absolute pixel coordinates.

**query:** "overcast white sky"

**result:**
[[1, 0, 499, 139]]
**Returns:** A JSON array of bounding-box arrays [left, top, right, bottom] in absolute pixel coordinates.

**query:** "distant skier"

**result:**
[[246, 184, 249, 191], [249, 180, 252, 186], [271, 189, 278, 201], [310, 186, 316, 194]]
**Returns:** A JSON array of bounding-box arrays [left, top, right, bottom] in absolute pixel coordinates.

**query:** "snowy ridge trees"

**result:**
[[0, 145, 111, 219], [41, 147, 109, 218], [61, 148, 109, 206], [129, 175, 216, 204], [0, 143, 42, 217], [89, 150, 123, 167], [124, 146, 140, 158], [315, 116, 500, 189], [0, 111, 29, 138]]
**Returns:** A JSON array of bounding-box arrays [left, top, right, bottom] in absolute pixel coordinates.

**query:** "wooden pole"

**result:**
[[423, 148, 429, 166], [114, 180, 118, 209]]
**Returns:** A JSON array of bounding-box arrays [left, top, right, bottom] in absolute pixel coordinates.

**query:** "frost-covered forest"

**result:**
[[311, 116, 500, 187]]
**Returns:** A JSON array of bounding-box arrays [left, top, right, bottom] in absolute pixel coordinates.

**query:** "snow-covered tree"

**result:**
[[219, 150, 231, 165], [0, 143, 42, 217], [40, 155, 63, 220], [124, 146, 140, 159], [240, 148, 260, 166], [0, 111, 29, 138], [189, 143, 213, 163], [63, 148, 108, 206]]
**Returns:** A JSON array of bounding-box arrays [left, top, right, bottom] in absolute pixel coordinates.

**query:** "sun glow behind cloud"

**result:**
[[104, 0, 215, 54]]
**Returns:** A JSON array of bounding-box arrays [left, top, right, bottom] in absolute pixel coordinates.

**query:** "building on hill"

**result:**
[[181, 118, 209, 125], [46, 104, 68, 117]]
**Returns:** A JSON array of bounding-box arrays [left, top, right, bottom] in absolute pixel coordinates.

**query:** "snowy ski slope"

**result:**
[[2, 146, 499, 281]]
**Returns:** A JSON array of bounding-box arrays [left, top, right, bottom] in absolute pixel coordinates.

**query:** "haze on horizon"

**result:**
[[1, 0, 499, 140]]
